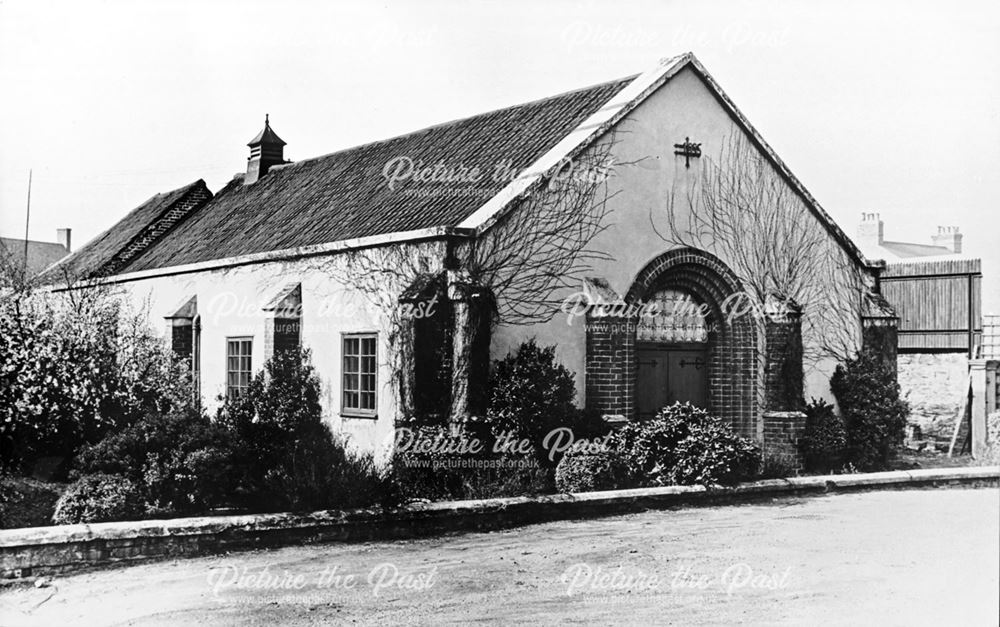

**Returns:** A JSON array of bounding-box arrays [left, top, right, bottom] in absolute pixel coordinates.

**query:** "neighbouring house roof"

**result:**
[[54, 53, 874, 285], [40, 180, 212, 282], [876, 240, 957, 259], [0, 237, 69, 277]]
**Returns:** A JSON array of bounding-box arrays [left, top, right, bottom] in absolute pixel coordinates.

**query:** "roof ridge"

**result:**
[[259, 74, 638, 176]]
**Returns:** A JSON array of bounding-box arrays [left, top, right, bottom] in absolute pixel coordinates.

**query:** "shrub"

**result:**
[[52, 473, 143, 524], [799, 398, 847, 473], [485, 340, 608, 466], [611, 403, 761, 487], [0, 476, 66, 529], [462, 465, 554, 500], [74, 407, 237, 516], [217, 349, 391, 512], [758, 454, 797, 480], [388, 422, 551, 502], [0, 290, 191, 473], [665, 417, 762, 486], [555, 450, 633, 493], [830, 351, 909, 471]]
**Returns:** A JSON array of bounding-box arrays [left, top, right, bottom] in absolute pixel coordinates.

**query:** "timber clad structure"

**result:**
[[856, 213, 983, 356], [881, 259, 982, 355], [42, 53, 895, 462]]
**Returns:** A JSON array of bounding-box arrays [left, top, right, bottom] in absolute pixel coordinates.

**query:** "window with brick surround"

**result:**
[[342, 333, 377, 416], [225, 337, 252, 399]]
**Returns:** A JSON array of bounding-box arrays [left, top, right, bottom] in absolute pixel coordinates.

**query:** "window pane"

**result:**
[[343, 334, 377, 413]]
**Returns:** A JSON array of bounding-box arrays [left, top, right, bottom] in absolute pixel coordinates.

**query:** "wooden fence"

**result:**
[[881, 259, 982, 355]]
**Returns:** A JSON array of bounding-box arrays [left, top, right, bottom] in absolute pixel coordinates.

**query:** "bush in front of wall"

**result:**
[[217, 349, 392, 512], [611, 402, 762, 487], [73, 406, 238, 516], [554, 449, 634, 493], [387, 421, 554, 502], [51, 473, 144, 525], [484, 340, 609, 466], [830, 350, 909, 472], [0, 290, 194, 475], [798, 398, 848, 474]]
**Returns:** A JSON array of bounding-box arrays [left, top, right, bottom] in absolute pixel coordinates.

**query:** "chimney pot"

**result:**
[[857, 212, 884, 247], [931, 226, 962, 253], [56, 228, 71, 253]]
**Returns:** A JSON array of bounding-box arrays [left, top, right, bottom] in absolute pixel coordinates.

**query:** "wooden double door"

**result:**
[[636, 343, 708, 419]]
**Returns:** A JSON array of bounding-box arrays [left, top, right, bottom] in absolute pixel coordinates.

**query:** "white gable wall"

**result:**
[[490, 66, 864, 409]]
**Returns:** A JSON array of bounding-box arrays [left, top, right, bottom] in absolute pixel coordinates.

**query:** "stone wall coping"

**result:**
[[2, 466, 996, 550]]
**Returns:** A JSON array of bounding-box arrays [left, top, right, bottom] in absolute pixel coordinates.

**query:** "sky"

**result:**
[[1, 0, 997, 311]]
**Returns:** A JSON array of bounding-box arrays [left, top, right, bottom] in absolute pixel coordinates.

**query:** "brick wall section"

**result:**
[[762, 411, 805, 469], [585, 247, 759, 436], [585, 316, 635, 418], [764, 309, 804, 412], [103, 183, 212, 275]]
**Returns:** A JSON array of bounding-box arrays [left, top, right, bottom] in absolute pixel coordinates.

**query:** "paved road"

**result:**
[[2, 488, 998, 626]]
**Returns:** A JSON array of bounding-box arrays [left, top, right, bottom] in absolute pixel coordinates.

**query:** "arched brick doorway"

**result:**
[[584, 248, 759, 436]]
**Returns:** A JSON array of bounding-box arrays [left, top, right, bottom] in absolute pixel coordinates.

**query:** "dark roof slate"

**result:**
[[121, 76, 634, 273]]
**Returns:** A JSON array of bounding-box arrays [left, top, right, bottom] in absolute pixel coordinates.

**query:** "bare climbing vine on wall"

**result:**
[[654, 132, 869, 368], [460, 130, 633, 326]]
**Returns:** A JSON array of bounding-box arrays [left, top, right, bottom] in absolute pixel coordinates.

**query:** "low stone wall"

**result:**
[[1, 467, 996, 582]]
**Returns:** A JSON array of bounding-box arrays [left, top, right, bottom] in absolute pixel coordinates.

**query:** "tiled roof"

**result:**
[[120, 76, 635, 274], [40, 180, 211, 281], [0, 238, 69, 277]]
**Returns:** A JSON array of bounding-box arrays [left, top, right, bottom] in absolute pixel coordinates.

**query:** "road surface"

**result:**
[[2, 488, 998, 625]]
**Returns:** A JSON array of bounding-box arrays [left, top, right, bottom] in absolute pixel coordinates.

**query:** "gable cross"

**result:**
[[673, 137, 702, 168]]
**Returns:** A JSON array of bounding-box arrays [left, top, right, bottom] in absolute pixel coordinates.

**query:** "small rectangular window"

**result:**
[[342, 333, 377, 416], [226, 337, 253, 399]]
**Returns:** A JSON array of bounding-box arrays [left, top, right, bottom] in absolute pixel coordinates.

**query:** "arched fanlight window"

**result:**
[[636, 288, 709, 343]]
